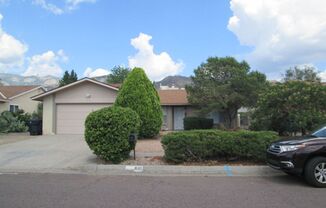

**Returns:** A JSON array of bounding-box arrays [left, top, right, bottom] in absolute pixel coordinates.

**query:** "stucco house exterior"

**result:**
[[32, 78, 223, 135], [0, 86, 45, 114]]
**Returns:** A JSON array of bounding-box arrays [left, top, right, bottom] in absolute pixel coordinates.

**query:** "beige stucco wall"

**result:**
[[0, 102, 8, 112], [55, 82, 117, 104], [42, 95, 55, 135], [41, 82, 118, 135], [0, 88, 44, 114]]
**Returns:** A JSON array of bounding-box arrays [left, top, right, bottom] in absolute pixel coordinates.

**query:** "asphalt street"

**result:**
[[0, 173, 325, 208]]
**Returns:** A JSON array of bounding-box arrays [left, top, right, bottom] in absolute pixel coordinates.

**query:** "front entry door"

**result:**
[[173, 107, 186, 130]]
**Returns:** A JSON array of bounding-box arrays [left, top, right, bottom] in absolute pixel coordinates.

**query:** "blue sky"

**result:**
[[0, 0, 325, 81]]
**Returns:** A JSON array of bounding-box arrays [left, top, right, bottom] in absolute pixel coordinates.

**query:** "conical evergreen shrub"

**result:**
[[115, 67, 162, 138]]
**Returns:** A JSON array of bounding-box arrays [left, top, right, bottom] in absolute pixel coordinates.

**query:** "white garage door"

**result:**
[[56, 104, 109, 134]]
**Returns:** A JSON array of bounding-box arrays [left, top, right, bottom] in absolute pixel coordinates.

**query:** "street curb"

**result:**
[[0, 165, 284, 177]]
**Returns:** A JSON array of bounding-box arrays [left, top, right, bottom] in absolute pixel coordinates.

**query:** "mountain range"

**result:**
[[0, 73, 192, 89], [0, 73, 60, 89], [153, 75, 192, 88]]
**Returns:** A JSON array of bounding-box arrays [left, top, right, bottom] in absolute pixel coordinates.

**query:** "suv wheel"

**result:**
[[304, 157, 326, 188]]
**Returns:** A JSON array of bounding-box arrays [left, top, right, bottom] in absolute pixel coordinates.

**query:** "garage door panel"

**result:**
[[56, 104, 109, 134]]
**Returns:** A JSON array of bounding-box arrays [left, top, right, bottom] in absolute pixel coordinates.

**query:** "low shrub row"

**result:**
[[183, 117, 214, 130], [161, 130, 279, 163]]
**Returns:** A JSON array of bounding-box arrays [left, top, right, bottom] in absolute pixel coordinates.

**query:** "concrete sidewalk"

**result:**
[[0, 164, 284, 177]]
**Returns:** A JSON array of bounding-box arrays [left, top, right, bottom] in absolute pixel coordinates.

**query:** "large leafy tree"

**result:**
[[186, 57, 267, 128], [106, 66, 130, 84], [251, 81, 326, 135], [59, 70, 78, 87], [283, 65, 321, 82], [115, 68, 162, 138]]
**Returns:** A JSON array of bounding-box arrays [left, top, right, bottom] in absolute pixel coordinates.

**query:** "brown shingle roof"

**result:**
[[158, 89, 189, 105], [0, 86, 40, 98]]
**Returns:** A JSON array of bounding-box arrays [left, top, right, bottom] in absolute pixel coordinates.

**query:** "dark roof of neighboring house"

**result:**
[[0, 85, 40, 99], [158, 89, 189, 105]]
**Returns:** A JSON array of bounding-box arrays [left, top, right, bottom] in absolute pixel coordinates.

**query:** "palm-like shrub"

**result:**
[[0, 111, 28, 133]]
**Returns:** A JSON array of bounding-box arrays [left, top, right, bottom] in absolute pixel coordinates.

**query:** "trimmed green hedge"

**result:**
[[84, 106, 140, 163], [184, 117, 214, 130], [161, 130, 279, 163]]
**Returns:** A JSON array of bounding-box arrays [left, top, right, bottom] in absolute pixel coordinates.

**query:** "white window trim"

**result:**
[[9, 104, 19, 113]]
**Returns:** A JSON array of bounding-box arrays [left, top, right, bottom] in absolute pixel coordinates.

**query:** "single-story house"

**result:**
[[0, 85, 45, 114], [32, 78, 222, 135]]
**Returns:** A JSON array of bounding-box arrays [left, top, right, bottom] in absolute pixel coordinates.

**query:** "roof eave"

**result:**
[[32, 78, 119, 101], [9, 86, 44, 100]]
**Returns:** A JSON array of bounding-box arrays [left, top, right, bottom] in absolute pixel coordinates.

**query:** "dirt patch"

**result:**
[[135, 138, 164, 153], [121, 156, 263, 166]]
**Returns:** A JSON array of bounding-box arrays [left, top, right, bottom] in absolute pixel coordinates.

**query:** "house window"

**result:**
[[9, 105, 19, 113], [207, 112, 220, 124]]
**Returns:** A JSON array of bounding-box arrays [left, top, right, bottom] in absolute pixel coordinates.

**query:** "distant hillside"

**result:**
[[0, 73, 192, 90], [154, 75, 192, 89], [0, 73, 59, 89]]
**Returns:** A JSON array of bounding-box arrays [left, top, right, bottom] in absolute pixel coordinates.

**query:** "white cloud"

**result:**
[[23, 50, 67, 77], [32, 0, 64, 15], [319, 71, 326, 82], [0, 13, 28, 72], [228, 0, 326, 74], [31, 0, 96, 15], [66, 0, 96, 10], [128, 33, 183, 81], [83, 67, 110, 77]]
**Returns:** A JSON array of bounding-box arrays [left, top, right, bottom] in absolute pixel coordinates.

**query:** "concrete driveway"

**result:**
[[0, 135, 282, 177], [0, 135, 96, 172]]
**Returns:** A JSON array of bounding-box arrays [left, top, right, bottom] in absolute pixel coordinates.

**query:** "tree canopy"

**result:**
[[59, 70, 78, 87], [283, 65, 321, 82], [115, 67, 162, 138], [251, 81, 326, 135], [106, 66, 130, 84], [186, 57, 267, 128]]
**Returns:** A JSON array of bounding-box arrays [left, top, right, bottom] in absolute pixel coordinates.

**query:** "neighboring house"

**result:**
[[0, 86, 45, 114], [159, 89, 195, 130], [32, 78, 222, 135]]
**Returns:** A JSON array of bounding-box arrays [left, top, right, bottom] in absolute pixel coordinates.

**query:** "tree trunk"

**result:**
[[301, 128, 306, 136], [224, 109, 238, 129]]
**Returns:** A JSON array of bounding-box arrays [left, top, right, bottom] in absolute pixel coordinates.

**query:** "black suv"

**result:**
[[267, 126, 326, 187]]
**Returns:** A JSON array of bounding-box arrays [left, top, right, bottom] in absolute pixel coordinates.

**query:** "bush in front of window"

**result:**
[[84, 106, 140, 164], [183, 117, 214, 130]]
